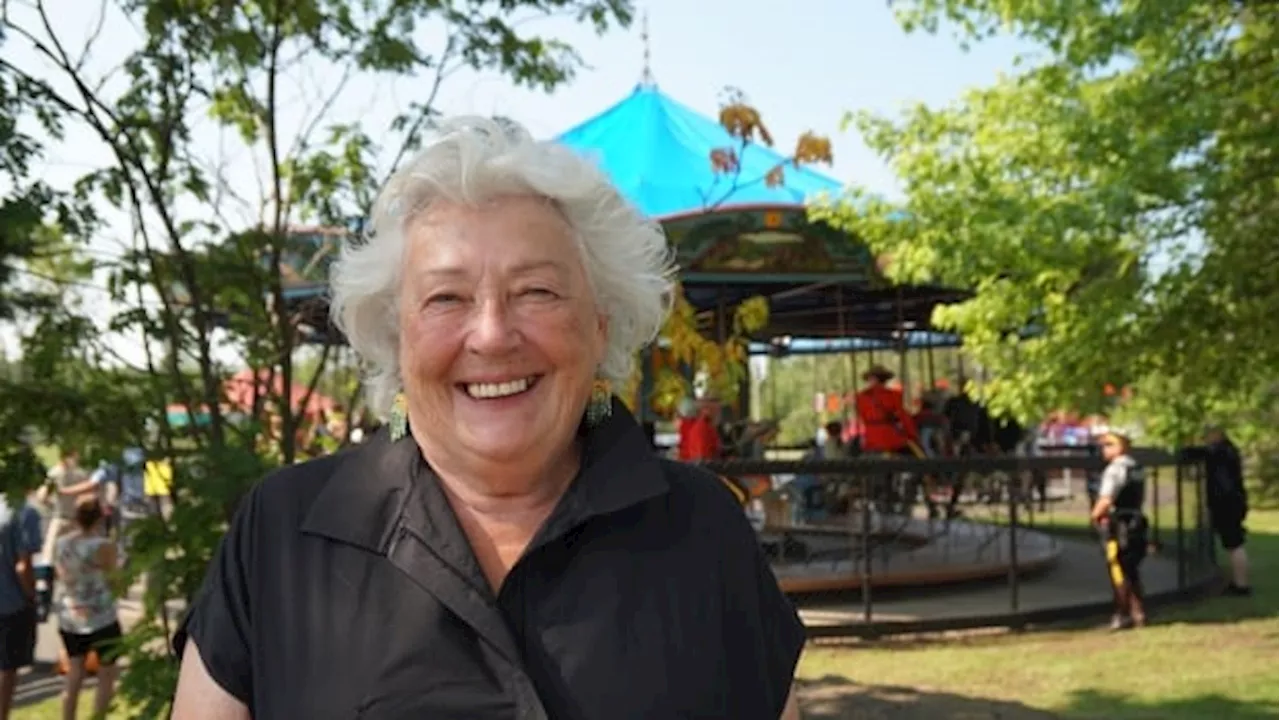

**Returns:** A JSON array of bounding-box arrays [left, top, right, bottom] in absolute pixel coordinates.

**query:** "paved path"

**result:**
[[12, 589, 151, 709]]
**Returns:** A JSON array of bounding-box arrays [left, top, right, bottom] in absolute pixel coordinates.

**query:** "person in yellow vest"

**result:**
[[143, 459, 174, 521], [1091, 429, 1148, 631]]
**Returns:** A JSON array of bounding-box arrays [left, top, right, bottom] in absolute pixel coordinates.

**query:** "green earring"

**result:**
[[389, 392, 409, 441], [585, 379, 613, 428]]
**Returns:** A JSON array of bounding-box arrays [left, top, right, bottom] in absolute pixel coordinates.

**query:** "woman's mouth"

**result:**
[[460, 375, 542, 400]]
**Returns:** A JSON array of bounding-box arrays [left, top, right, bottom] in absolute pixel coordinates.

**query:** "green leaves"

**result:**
[[819, 0, 1277, 428], [3, 0, 636, 713]]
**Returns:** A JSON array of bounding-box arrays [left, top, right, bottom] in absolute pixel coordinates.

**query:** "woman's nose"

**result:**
[[466, 299, 521, 354]]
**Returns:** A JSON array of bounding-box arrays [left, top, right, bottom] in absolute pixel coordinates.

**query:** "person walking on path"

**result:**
[[0, 495, 42, 720], [1203, 426, 1252, 596], [54, 497, 122, 720]]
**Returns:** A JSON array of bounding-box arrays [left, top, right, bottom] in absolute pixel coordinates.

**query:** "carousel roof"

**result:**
[[277, 86, 973, 349], [556, 84, 842, 219]]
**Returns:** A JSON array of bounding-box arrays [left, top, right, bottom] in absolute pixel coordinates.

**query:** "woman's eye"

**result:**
[[522, 287, 558, 299], [425, 293, 463, 306]]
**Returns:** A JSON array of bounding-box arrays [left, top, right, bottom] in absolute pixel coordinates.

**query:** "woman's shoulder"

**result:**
[[648, 458, 757, 540], [246, 441, 379, 519], [655, 457, 739, 501]]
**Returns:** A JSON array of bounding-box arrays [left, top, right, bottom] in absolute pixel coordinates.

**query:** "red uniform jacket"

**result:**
[[678, 416, 721, 461], [855, 385, 919, 453]]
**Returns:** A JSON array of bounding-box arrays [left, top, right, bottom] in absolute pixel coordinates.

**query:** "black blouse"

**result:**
[[174, 403, 806, 719]]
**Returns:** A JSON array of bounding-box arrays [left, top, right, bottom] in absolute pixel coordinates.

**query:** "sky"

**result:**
[[4, 0, 1029, 365]]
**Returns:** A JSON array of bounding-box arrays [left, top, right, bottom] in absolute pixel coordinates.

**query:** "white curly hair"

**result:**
[[329, 116, 676, 419]]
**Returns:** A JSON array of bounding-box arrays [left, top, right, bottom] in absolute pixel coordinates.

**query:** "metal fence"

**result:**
[[700, 447, 1220, 637]]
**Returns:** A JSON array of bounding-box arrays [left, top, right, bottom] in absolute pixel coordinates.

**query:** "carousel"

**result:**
[[554, 76, 1061, 594]]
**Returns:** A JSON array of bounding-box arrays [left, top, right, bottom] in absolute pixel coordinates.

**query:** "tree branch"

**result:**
[[380, 33, 461, 186], [26, 0, 227, 446]]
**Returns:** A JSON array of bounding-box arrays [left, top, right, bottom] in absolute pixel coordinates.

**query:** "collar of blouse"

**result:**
[[300, 396, 669, 557]]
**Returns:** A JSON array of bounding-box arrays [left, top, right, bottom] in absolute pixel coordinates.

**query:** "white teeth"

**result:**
[[465, 377, 535, 399]]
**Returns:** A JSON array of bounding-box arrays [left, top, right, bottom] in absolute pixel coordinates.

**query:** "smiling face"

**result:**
[[397, 196, 608, 475]]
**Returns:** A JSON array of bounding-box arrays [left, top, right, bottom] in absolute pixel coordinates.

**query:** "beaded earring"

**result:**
[[389, 392, 409, 441], [585, 378, 613, 428]]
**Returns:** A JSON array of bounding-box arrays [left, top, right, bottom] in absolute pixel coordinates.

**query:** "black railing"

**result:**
[[698, 447, 1218, 638]]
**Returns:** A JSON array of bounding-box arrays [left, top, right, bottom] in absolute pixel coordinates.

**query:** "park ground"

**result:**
[[796, 508, 1279, 719], [14, 511, 1278, 719]]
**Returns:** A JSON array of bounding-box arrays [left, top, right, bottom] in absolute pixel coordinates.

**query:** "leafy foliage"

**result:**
[[813, 1, 1277, 433], [1, 0, 632, 713]]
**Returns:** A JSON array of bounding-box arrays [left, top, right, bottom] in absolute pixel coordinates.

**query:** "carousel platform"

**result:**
[[787, 528, 1197, 636], [764, 513, 1062, 594]]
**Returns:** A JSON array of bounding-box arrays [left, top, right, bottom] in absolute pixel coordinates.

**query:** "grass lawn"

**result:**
[[798, 509, 1279, 719]]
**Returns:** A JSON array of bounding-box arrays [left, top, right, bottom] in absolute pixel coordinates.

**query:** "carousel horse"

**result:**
[[936, 400, 1040, 515], [935, 391, 996, 514], [718, 419, 780, 507]]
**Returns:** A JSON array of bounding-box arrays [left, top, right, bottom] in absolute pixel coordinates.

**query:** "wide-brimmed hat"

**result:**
[[862, 364, 895, 382]]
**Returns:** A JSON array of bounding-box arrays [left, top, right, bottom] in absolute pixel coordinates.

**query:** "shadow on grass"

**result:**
[[797, 676, 1277, 720], [1058, 688, 1276, 720], [797, 674, 1059, 719]]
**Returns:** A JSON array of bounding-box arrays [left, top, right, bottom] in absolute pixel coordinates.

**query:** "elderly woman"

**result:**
[[171, 118, 806, 720]]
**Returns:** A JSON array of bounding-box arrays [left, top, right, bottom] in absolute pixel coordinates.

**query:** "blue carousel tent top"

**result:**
[[556, 83, 842, 219]]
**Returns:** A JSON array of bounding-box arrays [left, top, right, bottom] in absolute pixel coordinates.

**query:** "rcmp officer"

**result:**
[[1090, 429, 1149, 630], [854, 365, 922, 514]]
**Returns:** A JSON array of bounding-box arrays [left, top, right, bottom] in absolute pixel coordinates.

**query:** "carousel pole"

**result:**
[[769, 353, 778, 420], [837, 285, 851, 424], [811, 354, 820, 425], [915, 339, 928, 400], [895, 288, 909, 394], [852, 347, 861, 392], [714, 285, 734, 421], [926, 340, 937, 389]]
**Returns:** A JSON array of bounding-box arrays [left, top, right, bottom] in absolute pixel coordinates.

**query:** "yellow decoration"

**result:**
[[637, 282, 769, 416]]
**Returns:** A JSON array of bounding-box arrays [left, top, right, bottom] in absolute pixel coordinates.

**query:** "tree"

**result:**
[[0, 27, 98, 320], [812, 1, 1278, 432], [1, 0, 631, 712]]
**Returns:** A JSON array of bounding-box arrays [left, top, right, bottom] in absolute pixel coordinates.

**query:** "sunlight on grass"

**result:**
[[12, 691, 128, 720]]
